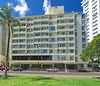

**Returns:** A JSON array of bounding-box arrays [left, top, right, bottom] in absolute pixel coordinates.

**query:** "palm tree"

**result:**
[[0, 6, 20, 79]]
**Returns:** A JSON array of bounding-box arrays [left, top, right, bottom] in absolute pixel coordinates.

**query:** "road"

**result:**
[[0, 71, 100, 77]]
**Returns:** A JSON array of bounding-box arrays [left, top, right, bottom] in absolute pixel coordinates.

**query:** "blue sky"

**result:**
[[0, 0, 82, 17]]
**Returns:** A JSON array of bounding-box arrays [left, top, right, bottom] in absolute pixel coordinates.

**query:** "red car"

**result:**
[[0, 66, 5, 71]]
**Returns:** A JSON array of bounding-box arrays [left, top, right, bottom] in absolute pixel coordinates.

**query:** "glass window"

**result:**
[[58, 43, 65, 47], [70, 56, 74, 60], [69, 43, 74, 47], [57, 38, 65, 41], [48, 26, 56, 30], [69, 31, 74, 35], [40, 49, 48, 53], [70, 49, 74, 53], [69, 37, 74, 41], [48, 38, 56, 42]]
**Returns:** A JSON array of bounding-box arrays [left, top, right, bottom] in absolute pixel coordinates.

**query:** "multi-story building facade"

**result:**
[[81, 0, 100, 42], [10, 6, 86, 71]]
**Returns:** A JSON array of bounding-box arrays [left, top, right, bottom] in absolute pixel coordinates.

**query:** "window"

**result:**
[[69, 19, 73, 23], [69, 37, 74, 41], [58, 43, 65, 47], [19, 39, 25, 42], [48, 38, 56, 42], [57, 26, 65, 30], [27, 29, 32, 32], [70, 56, 74, 60], [41, 21, 48, 24], [58, 49, 66, 53], [34, 39, 40, 42], [41, 27, 48, 30], [57, 38, 65, 41], [27, 39, 34, 43], [41, 32, 48, 36], [69, 43, 74, 47], [27, 34, 33, 37], [49, 44, 57, 48], [12, 45, 19, 48], [48, 26, 56, 30], [57, 32, 66, 35], [19, 45, 25, 48], [12, 50, 25, 54], [34, 32, 40, 36], [34, 44, 40, 48], [40, 49, 48, 53], [70, 49, 74, 53], [12, 40, 19, 43], [34, 21, 41, 25], [69, 31, 74, 35], [41, 38, 48, 42], [40, 44, 48, 48], [82, 38, 86, 42], [92, 12, 97, 17]]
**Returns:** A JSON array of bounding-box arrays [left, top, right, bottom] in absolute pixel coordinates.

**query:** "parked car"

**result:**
[[46, 68, 59, 72], [0, 66, 5, 71], [12, 67, 23, 72], [78, 68, 92, 72]]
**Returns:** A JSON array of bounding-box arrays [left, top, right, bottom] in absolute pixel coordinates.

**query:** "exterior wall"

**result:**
[[81, 0, 100, 42], [10, 13, 86, 66], [11, 14, 75, 62], [75, 14, 86, 62], [45, 6, 64, 15]]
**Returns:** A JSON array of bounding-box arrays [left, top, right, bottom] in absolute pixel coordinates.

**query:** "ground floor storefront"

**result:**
[[10, 61, 87, 72]]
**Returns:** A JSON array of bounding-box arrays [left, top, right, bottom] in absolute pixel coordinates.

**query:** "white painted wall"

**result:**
[[82, 0, 100, 42]]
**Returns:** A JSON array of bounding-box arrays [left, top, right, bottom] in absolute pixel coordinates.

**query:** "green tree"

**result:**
[[80, 34, 100, 71], [0, 6, 20, 79], [80, 34, 100, 61]]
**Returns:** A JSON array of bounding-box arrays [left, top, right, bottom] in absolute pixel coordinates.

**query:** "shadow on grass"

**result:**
[[0, 75, 59, 82], [31, 76, 58, 82], [94, 77, 100, 79], [0, 75, 2, 78], [0, 75, 17, 80]]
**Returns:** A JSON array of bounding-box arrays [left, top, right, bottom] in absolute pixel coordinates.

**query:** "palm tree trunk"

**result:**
[[4, 23, 10, 79]]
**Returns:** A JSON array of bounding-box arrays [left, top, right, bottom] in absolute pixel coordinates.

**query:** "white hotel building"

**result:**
[[81, 0, 100, 42], [10, 6, 86, 71]]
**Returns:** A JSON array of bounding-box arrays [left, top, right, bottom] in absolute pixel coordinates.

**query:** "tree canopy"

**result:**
[[80, 34, 100, 61]]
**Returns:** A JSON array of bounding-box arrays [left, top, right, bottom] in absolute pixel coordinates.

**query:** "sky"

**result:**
[[0, 0, 82, 17]]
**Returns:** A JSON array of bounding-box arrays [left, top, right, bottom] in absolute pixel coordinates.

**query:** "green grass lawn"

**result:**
[[0, 75, 100, 86]]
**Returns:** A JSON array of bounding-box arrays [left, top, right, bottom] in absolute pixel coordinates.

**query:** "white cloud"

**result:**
[[43, 0, 51, 14], [8, 2, 11, 7], [43, 0, 48, 8], [14, 0, 29, 16]]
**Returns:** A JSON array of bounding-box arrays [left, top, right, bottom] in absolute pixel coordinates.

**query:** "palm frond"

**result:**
[[12, 18, 22, 26], [0, 11, 6, 19], [10, 25, 14, 36], [0, 19, 6, 24], [1, 6, 11, 20]]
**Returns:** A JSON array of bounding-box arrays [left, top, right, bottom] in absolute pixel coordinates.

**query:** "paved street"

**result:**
[[0, 71, 100, 77]]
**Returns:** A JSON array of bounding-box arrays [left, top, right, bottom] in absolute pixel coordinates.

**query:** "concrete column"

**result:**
[[29, 64, 32, 70], [41, 64, 43, 71], [20, 64, 21, 67], [52, 64, 55, 68], [84, 63, 88, 68], [77, 64, 80, 71], [65, 64, 67, 72]]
